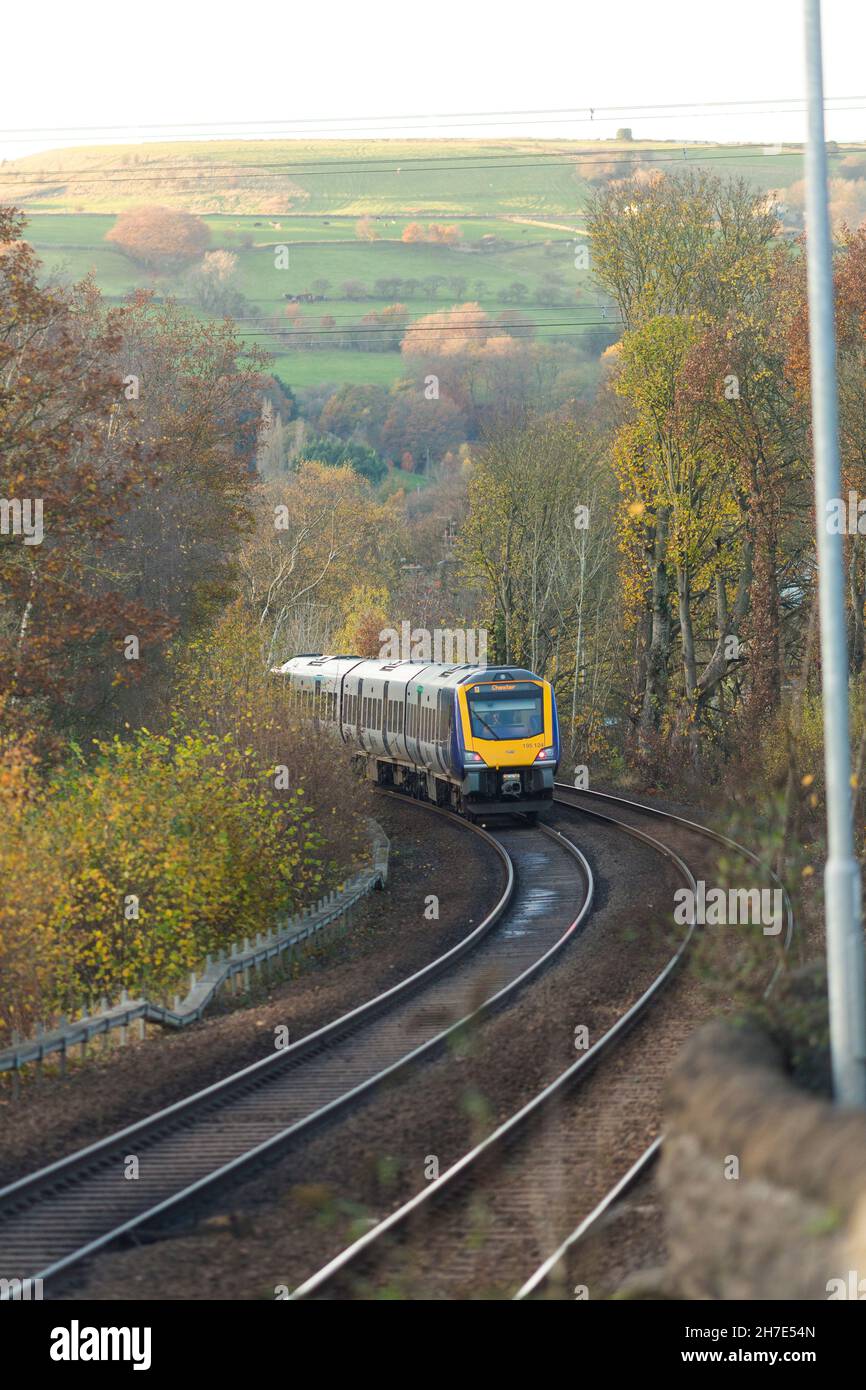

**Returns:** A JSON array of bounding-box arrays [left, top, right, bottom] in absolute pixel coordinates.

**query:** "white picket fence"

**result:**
[[0, 821, 389, 1083]]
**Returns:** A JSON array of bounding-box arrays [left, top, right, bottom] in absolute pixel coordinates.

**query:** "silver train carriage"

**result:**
[[272, 653, 561, 820]]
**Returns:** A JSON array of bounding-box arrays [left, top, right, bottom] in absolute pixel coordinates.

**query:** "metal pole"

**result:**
[[804, 0, 866, 1105]]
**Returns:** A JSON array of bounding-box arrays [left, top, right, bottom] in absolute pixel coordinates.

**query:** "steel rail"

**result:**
[[513, 1136, 664, 1300], [291, 803, 697, 1299], [0, 800, 591, 1297], [556, 783, 795, 970], [515, 783, 798, 1301]]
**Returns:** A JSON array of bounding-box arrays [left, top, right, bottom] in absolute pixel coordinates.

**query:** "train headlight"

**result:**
[[534, 747, 556, 762], [464, 751, 487, 764]]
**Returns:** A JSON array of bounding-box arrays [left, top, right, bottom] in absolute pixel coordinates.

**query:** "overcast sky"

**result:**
[[2, 0, 865, 161]]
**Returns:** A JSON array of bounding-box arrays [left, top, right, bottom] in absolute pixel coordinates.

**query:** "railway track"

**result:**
[[0, 798, 592, 1298], [511, 784, 796, 1302], [291, 785, 793, 1300]]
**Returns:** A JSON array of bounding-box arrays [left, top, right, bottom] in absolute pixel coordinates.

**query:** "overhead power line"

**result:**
[[3, 143, 851, 186], [235, 318, 622, 340], [0, 92, 864, 141], [225, 307, 603, 326]]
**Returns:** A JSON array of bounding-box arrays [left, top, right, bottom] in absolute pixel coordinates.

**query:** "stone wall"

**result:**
[[659, 1020, 866, 1300]]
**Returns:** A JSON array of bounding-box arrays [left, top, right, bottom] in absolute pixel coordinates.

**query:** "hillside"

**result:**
[[0, 137, 829, 387], [0, 137, 808, 216]]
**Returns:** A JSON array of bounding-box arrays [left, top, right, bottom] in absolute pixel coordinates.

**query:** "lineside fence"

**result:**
[[0, 822, 389, 1089]]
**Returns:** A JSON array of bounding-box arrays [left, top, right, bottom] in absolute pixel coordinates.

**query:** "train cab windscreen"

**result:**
[[467, 684, 544, 740]]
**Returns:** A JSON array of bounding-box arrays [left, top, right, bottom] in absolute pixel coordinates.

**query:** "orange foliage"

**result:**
[[106, 205, 211, 270]]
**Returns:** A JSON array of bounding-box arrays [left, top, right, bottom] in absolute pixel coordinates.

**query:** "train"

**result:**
[[273, 653, 560, 821]]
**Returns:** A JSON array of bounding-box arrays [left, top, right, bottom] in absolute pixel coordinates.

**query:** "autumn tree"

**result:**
[[427, 223, 461, 246], [104, 294, 265, 628], [334, 584, 391, 656], [0, 209, 173, 737], [613, 317, 741, 750], [185, 249, 245, 312], [238, 463, 399, 667], [587, 171, 789, 758], [459, 417, 615, 698], [106, 206, 211, 271], [587, 170, 779, 330]]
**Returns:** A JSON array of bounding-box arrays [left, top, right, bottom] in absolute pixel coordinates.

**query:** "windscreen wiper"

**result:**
[[473, 713, 501, 740]]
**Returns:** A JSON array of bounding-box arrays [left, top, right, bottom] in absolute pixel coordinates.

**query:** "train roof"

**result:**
[[273, 654, 543, 685]]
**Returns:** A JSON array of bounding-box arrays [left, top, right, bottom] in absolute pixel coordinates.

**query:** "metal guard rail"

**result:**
[[0, 822, 389, 1075]]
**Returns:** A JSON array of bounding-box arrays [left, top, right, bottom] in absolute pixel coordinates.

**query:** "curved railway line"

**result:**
[[0, 783, 793, 1302], [511, 784, 796, 1303], [0, 798, 593, 1297], [291, 784, 794, 1301]]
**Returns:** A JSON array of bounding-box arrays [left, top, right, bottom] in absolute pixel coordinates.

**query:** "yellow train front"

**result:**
[[453, 670, 560, 821], [273, 656, 561, 823]]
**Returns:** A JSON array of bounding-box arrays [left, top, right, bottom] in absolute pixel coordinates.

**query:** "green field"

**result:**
[[23, 206, 601, 385], [5, 137, 823, 387], [0, 137, 813, 218]]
